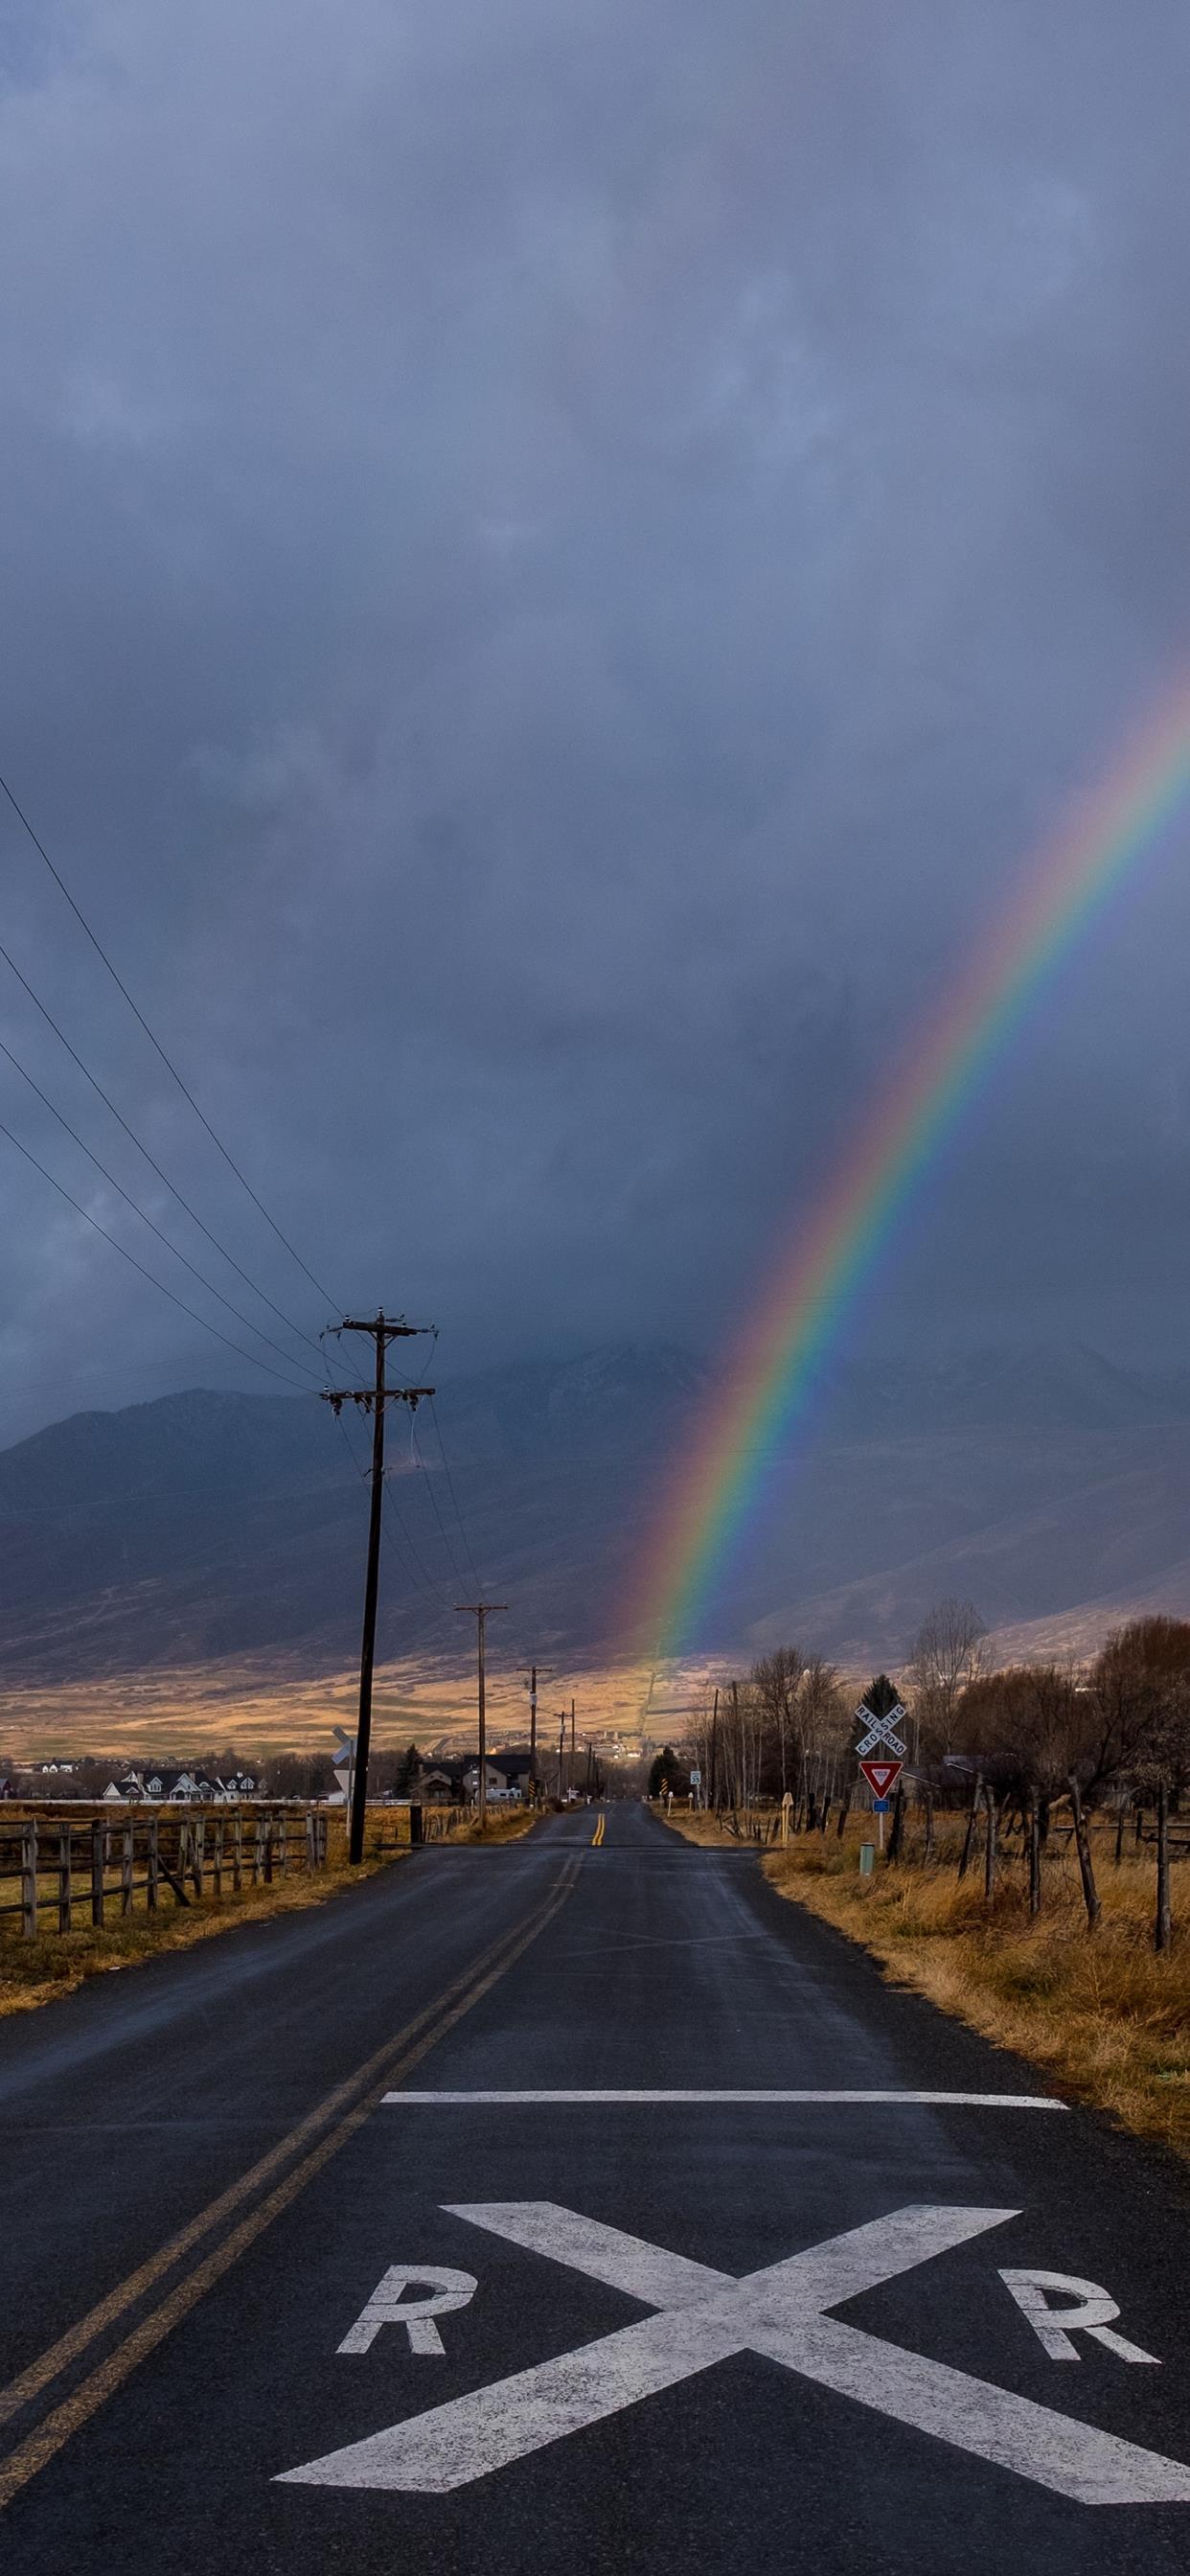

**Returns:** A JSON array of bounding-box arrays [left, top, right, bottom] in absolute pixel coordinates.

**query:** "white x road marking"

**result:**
[[279, 2202, 1190, 2506]]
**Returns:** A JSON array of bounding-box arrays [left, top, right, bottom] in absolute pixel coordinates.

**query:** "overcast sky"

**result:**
[[2, 0, 1189, 1449]]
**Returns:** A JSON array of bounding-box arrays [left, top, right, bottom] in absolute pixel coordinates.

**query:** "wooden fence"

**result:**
[[0, 1805, 331, 1942]]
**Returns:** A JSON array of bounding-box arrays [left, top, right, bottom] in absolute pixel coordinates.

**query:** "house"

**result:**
[[412, 1761, 463, 1806], [102, 1767, 260, 1805], [462, 1755, 534, 1806], [103, 1773, 145, 1803]]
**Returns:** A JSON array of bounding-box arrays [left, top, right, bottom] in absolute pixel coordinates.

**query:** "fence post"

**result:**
[[1028, 1790, 1041, 1920], [277, 1812, 287, 1878], [983, 1794, 996, 1901], [1068, 1776, 1101, 1930], [192, 1813, 205, 1899], [90, 1819, 105, 1927], [21, 1817, 38, 1939], [1156, 1781, 1172, 1954], [58, 1822, 72, 1934], [306, 1810, 316, 1872], [923, 1784, 935, 1864], [263, 1816, 274, 1884], [233, 1810, 243, 1892], [957, 1774, 982, 1880], [255, 1814, 265, 1886], [886, 1783, 904, 1865], [148, 1813, 159, 1911], [122, 1821, 134, 1917], [213, 1818, 223, 1898]]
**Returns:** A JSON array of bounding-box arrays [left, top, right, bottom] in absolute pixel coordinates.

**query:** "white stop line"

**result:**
[[279, 2200, 1190, 2507]]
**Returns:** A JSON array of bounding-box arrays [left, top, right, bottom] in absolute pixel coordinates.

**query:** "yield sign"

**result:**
[[279, 2200, 1190, 2504], [858, 1758, 903, 1800]]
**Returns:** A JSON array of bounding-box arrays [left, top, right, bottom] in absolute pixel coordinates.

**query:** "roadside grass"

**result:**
[[453, 1807, 538, 1847], [663, 1805, 1190, 2161], [0, 1801, 538, 2019]]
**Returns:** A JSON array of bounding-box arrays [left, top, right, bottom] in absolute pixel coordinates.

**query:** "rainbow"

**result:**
[[634, 680, 1190, 1659]]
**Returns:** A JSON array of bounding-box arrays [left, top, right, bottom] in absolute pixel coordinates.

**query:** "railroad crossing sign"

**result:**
[[858, 1757, 904, 1801], [281, 2200, 1190, 2504], [855, 1697, 907, 1761]]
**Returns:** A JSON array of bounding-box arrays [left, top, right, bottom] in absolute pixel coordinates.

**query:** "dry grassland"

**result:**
[[0, 1654, 726, 1766], [664, 1805, 1190, 2161]]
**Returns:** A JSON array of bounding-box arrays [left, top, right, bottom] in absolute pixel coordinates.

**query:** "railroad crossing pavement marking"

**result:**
[[278, 2200, 1190, 2506], [337, 2269, 478, 2358], [380, 2087, 1067, 2109], [999, 2271, 1159, 2365], [0, 1859, 584, 2514]]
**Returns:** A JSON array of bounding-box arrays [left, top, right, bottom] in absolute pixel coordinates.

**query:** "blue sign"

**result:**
[[872, 1797, 891, 1814]]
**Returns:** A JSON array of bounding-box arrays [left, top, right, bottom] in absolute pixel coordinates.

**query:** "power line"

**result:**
[[410, 1414, 470, 1589], [427, 1392, 484, 1595], [0, 1031, 324, 1383], [0, 932, 323, 1358], [0, 765, 338, 1309], [0, 1116, 313, 1392]]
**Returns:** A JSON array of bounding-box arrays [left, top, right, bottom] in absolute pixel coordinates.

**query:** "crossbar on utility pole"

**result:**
[[457, 1604, 507, 1831], [322, 1310, 435, 1866]]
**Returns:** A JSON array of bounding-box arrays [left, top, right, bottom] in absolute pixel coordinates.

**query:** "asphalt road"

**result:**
[[1, 1804, 1187, 2574]]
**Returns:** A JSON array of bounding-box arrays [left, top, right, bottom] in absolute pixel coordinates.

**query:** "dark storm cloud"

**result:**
[[2, 0, 1189, 1443]]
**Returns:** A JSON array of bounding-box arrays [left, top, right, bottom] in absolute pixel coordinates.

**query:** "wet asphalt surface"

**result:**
[[0, 1803, 1186, 2574]]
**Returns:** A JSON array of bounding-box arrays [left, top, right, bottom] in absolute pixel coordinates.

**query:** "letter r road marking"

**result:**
[[278, 2202, 1190, 2507]]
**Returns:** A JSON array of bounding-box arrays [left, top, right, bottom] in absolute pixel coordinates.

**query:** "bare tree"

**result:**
[[750, 1646, 804, 1797], [1088, 1618, 1190, 1798], [906, 1599, 990, 1760]]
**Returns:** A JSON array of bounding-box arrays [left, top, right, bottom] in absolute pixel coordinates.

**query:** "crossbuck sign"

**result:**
[[855, 1695, 907, 1760], [280, 2201, 1190, 2507]]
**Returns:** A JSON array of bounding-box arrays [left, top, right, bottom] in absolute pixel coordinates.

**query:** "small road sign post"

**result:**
[[854, 1680, 908, 1853], [332, 1728, 356, 1827], [858, 1761, 904, 1850]]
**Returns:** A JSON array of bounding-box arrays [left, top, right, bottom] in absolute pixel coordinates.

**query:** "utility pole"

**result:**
[[519, 1665, 555, 1806], [456, 1604, 507, 1831], [569, 1698, 576, 1803], [556, 1711, 567, 1802], [708, 1686, 719, 1811], [322, 1312, 435, 1866]]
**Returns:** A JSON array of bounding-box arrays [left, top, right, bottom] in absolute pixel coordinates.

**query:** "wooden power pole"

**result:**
[[457, 1603, 507, 1830], [519, 1664, 555, 1806], [322, 1313, 435, 1866]]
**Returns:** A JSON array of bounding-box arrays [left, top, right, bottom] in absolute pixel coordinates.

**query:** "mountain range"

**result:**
[[2, 1343, 1190, 1685]]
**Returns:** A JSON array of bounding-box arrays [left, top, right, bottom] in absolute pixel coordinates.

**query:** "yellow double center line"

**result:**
[[590, 1812, 606, 1847], [0, 1854, 581, 2510]]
